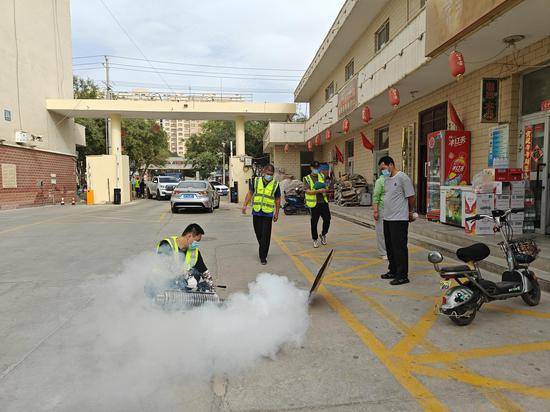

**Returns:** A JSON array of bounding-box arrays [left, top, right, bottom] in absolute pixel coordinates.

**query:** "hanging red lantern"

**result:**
[[449, 50, 465, 79], [342, 118, 350, 134], [389, 87, 400, 107], [325, 129, 332, 142], [307, 140, 313, 151], [315, 134, 321, 146], [361, 106, 371, 124], [284, 144, 289, 153]]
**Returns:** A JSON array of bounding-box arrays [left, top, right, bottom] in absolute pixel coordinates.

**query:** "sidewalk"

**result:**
[[331, 204, 550, 289]]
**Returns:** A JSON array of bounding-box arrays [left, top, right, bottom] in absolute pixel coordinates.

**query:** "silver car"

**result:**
[[170, 180, 220, 213]]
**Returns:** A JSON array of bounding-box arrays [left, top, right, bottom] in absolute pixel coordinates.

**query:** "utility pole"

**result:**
[[104, 55, 111, 154], [222, 142, 226, 185]]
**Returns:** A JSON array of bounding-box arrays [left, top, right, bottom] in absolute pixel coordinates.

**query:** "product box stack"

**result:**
[[464, 192, 495, 235], [496, 181, 525, 235]]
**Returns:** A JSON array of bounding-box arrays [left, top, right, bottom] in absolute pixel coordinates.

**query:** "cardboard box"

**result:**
[[511, 194, 525, 208], [510, 212, 525, 222], [495, 194, 511, 210], [510, 181, 525, 193], [477, 193, 494, 212], [510, 221, 523, 235]]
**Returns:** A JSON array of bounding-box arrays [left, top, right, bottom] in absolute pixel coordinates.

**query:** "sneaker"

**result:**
[[380, 272, 395, 279], [390, 278, 410, 286], [313, 239, 319, 248], [381, 255, 388, 260], [320, 235, 327, 245]]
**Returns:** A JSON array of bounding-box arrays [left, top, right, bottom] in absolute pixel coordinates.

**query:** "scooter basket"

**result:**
[[508, 238, 539, 264]]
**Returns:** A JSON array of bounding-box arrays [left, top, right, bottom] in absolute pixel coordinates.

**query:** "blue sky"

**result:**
[[71, 0, 344, 110]]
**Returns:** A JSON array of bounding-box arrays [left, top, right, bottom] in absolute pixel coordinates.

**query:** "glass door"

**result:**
[[520, 114, 549, 234]]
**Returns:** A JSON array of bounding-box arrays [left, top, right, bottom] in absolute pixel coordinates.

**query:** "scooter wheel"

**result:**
[[522, 276, 541, 306], [450, 307, 477, 326]]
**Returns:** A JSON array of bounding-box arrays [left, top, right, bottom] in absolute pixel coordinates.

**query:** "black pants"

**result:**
[[383, 220, 409, 279], [310, 203, 331, 240], [253, 215, 273, 261]]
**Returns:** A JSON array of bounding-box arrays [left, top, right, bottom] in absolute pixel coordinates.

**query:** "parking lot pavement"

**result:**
[[1, 199, 549, 411]]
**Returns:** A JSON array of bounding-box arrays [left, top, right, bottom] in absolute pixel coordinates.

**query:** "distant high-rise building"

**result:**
[[160, 119, 205, 157]]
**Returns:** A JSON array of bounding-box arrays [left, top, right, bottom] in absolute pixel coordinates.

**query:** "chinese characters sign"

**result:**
[[523, 126, 533, 179], [337, 78, 358, 119], [481, 78, 499, 122], [488, 124, 509, 168]]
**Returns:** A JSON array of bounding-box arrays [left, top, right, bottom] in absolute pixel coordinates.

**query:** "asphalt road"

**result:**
[[1, 199, 549, 411]]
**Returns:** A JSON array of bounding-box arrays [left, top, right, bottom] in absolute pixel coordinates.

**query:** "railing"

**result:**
[[110, 91, 253, 103]]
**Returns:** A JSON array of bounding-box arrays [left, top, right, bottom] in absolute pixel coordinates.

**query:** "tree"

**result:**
[[73, 76, 107, 186], [122, 120, 170, 177], [184, 120, 268, 177]]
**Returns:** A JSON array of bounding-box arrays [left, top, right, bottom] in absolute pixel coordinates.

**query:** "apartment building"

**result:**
[[265, 0, 550, 234], [160, 119, 205, 157], [0, 0, 85, 209]]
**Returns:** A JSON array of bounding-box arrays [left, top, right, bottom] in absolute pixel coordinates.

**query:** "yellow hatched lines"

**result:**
[[274, 234, 550, 411]]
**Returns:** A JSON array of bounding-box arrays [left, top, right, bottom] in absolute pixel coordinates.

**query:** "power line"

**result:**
[[72, 54, 305, 73], [98, 0, 174, 91]]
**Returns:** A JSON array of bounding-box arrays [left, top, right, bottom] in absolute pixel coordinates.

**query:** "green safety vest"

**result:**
[[253, 177, 279, 214], [156, 236, 198, 269], [134, 180, 139, 188], [304, 173, 328, 208]]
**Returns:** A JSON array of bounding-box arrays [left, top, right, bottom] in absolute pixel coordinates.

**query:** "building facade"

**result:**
[[0, 0, 85, 209], [160, 119, 205, 157], [265, 0, 550, 234]]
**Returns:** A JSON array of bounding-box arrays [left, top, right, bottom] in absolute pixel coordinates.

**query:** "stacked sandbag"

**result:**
[[334, 174, 368, 207]]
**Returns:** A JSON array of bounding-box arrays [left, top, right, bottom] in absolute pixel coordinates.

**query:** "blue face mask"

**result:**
[[312, 169, 320, 175], [264, 174, 273, 181], [381, 169, 391, 177], [189, 241, 199, 250]]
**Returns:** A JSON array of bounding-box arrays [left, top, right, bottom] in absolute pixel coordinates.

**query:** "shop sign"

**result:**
[[531, 145, 543, 162], [481, 78, 499, 122], [488, 124, 509, 168], [337, 77, 358, 119], [541, 100, 550, 111], [523, 126, 533, 178]]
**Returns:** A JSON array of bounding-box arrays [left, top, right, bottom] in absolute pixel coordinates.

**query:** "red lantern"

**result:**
[[361, 106, 371, 124], [325, 129, 332, 142], [389, 87, 400, 107], [284, 144, 289, 153], [307, 140, 313, 151], [343, 118, 350, 134], [449, 51, 465, 79], [315, 134, 321, 146]]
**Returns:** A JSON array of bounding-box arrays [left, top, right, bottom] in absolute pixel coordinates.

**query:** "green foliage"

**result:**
[[122, 119, 170, 176], [184, 120, 268, 178]]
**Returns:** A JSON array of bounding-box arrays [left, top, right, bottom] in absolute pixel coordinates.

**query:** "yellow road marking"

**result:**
[[392, 306, 439, 355], [488, 305, 550, 319], [414, 341, 550, 364], [274, 235, 448, 411]]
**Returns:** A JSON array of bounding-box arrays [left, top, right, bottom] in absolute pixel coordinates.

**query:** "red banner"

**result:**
[[360, 132, 374, 152]]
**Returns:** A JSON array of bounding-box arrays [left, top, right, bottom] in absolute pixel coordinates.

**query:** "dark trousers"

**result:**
[[253, 215, 273, 261], [383, 220, 409, 279], [310, 203, 331, 240]]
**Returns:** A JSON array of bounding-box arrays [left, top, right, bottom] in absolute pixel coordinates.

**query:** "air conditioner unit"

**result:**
[[15, 131, 31, 143]]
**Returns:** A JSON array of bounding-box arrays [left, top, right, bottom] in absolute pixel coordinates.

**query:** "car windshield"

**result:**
[[178, 182, 207, 189], [159, 177, 179, 183], [211, 181, 222, 186]]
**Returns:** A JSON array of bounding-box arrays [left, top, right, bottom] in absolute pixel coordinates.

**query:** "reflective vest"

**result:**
[[134, 179, 139, 188], [156, 236, 198, 269], [304, 173, 328, 208], [253, 177, 279, 214]]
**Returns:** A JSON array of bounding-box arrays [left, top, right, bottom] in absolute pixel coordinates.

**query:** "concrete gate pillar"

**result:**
[[230, 116, 252, 203]]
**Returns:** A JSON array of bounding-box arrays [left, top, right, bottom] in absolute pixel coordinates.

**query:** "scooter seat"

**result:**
[[441, 265, 471, 273], [456, 243, 490, 263]]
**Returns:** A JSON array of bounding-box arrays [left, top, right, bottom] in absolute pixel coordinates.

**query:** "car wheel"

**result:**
[[156, 190, 161, 200], [171, 205, 178, 213]]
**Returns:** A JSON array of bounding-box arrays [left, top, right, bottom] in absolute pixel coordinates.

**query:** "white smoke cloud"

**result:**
[[67, 252, 310, 408]]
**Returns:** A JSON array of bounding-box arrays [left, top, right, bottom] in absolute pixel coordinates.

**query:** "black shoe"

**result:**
[[260, 259, 267, 265], [380, 272, 396, 279], [390, 278, 410, 286]]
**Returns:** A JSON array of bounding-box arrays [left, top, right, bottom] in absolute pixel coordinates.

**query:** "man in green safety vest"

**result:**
[[242, 164, 281, 265], [155, 223, 212, 291], [303, 161, 331, 248]]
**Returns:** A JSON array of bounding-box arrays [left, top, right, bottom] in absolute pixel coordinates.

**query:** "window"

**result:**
[[345, 139, 354, 158], [521, 66, 550, 115], [325, 82, 335, 101], [345, 59, 355, 82], [375, 20, 390, 52], [375, 126, 390, 150]]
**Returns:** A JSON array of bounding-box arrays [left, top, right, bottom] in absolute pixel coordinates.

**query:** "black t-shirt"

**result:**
[[158, 241, 208, 273]]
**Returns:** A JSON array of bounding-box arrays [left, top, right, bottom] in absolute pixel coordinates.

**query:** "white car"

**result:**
[[146, 176, 180, 200], [210, 181, 229, 196]]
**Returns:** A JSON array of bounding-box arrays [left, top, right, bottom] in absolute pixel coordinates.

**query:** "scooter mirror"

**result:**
[[428, 251, 443, 264]]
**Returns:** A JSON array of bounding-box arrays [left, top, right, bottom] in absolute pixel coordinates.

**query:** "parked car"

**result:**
[[210, 181, 229, 196], [170, 180, 220, 213], [146, 176, 180, 200]]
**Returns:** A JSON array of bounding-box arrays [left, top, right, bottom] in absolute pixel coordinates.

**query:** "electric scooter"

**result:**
[[428, 208, 541, 326], [283, 188, 309, 215]]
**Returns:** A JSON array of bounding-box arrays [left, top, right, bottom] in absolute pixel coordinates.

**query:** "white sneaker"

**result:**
[[381, 255, 388, 260], [320, 235, 327, 245], [313, 239, 319, 248]]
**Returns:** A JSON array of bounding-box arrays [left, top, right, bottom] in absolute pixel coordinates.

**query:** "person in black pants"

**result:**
[[241, 164, 281, 265], [304, 161, 331, 248], [377, 156, 416, 286]]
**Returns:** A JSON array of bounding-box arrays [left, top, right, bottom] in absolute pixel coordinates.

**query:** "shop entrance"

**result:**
[[418, 102, 448, 214], [520, 113, 549, 234]]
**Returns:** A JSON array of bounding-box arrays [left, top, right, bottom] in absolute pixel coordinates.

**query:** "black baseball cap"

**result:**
[[310, 161, 320, 168]]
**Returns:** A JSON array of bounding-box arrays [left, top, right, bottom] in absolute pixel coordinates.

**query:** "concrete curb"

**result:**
[[332, 210, 550, 293]]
